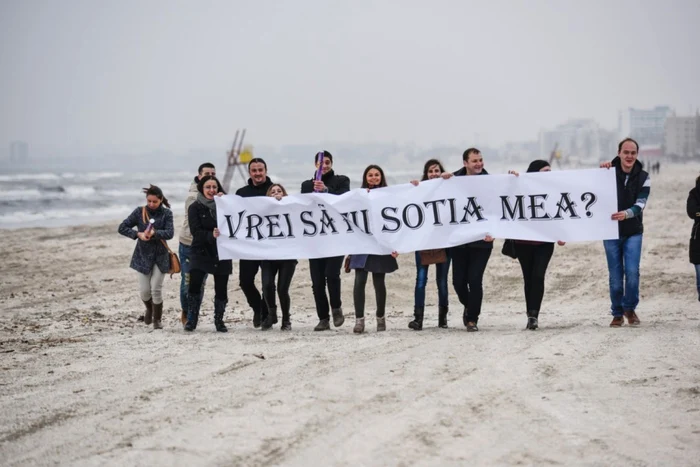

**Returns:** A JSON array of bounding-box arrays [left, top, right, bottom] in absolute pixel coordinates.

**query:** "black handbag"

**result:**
[[501, 239, 517, 259]]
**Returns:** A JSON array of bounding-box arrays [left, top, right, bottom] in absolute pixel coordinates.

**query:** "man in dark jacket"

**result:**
[[449, 148, 495, 332], [235, 158, 274, 327], [600, 138, 651, 327], [300, 150, 350, 331]]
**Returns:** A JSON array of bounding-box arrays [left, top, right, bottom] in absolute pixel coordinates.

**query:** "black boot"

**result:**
[[214, 298, 228, 333], [281, 309, 291, 331], [526, 310, 539, 330], [438, 306, 449, 329], [462, 306, 469, 327], [184, 292, 201, 332], [261, 306, 278, 330], [153, 302, 163, 330], [408, 306, 424, 331], [142, 299, 153, 325]]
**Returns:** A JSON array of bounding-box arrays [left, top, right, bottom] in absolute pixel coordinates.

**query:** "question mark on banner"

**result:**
[[581, 192, 597, 217]]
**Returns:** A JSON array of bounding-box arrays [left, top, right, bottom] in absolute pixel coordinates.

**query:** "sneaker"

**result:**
[[609, 316, 624, 327], [466, 322, 479, 332], [314, 319, 330, 331], [332, 308, 345, 327], [623, 310, 640, 326]]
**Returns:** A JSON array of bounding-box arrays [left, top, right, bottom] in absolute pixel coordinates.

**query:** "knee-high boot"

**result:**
[[184, 292, 201, 332], [438, 305, 449, 329], [142, 299, 153, 325], [153, 302, 163, 329], [214, 298, 228, 333]]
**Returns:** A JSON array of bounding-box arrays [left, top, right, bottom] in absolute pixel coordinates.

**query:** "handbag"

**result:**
[[419, 248, 447, 266], [501, 239, 517, 259], [142, 207, 181, 277]]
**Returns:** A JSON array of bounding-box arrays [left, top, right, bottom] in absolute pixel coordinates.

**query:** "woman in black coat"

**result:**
[[687, 175, 700, 301], [185, 175, 232, 332]]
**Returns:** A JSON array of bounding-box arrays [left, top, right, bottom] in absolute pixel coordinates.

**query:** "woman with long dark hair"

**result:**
[[118, 185, 174, 329], [185, 175, 232, 332], [348, 165, 399, 333], [261, 184, 298, 331], [687, 174, 700, 301], [408, 159, 452, 330]]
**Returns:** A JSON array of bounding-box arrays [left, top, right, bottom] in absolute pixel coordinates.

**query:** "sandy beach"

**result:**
[[1, 164, 699, 466]]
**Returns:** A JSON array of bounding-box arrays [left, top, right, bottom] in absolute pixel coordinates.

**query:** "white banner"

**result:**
[[215, 168, 619, 260]]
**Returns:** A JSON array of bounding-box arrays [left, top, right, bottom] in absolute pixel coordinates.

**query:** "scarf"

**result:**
[[196, 192, 217, 217]]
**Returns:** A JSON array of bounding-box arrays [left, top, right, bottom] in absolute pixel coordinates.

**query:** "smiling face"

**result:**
[[199, 166, 216, 179], [146, 194, 162, 210], [249, 162, 267, 185], [365, 168, 382, 187], [618, 141, 639, 173], [202, 180, 219, 200], [464, 151, 484, 175], [316, 156, 333, 175], [268, 185, 284, 199], [426, 163, 442, 179]]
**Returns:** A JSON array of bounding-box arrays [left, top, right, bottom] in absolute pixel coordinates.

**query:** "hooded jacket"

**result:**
[[610, 156, 650, 238], [687, 180, 700, 264]]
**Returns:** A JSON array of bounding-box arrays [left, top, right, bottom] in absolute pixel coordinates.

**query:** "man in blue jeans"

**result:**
[[600, 138, 651, 327], [178, 162, 216, 324]]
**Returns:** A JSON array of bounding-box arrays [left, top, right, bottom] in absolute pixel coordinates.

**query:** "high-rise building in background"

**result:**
[[618, 106, 673, 147], [664, 111, 700, 158], [9, 141, 29, 162]]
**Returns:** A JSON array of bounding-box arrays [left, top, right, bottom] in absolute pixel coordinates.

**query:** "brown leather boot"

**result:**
[[152, 302, 163, 330], [353, 317, 365, 334], [143, 299, 153, 325], [376, 316, 386, 332]]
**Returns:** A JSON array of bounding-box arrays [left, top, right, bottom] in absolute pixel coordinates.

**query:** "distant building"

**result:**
[[664, 111, 700, 158], [618, 106, 673, 147], [539, 119, 617, 165], [9, 141, 29, 162]]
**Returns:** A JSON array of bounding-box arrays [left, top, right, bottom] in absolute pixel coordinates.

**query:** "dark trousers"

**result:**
[[353, 270, 387, 318], [449, 246, 492, 323], [515, 242, 554, 313], [261, 260, 297, 314], [189, 269, 229, 302], [239, 259, 268, 316], [309, 256, 344, 320]]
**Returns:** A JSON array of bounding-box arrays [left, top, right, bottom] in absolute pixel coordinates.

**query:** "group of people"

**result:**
[[119, 137, 657, 333]]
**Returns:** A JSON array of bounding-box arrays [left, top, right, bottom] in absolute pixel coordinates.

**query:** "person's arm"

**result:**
[[687, 191, 700, 220], [118, 208, 140, 240], [153, 209, 174, 240], [188, 203, 215, 245], [623, 175, 651, 219]]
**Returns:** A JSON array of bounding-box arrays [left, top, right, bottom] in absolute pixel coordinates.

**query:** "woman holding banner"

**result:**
[[185, 175, 232, 332], [260, 184, 298, 331], [508, 160, 566, 330], [407, 159, 452, 330], [686, 174, 700, 301], [348, 165, 399, 333]]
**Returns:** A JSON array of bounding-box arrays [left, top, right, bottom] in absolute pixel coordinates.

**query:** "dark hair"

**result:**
[[361, 164, 387, 189], [198, 162, 215, 175], [248, 158, 267, 172], [142, 184, 170, 208], [266, 183, 288, 197], [314, 150, 333, 164], [421, 159, 445, 181], [618, 138, 639, 153], [197, 175, 226, 195], [526, 160, 551, 173], [462, 148, 481, 161]]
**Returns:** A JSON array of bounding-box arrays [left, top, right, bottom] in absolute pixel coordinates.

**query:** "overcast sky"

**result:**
[[1, 0, 699, 153]]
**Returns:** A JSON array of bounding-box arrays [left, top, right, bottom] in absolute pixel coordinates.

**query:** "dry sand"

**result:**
[[1, 165, 699, 466]]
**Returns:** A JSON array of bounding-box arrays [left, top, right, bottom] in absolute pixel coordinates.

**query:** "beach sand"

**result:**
[[1, 165, 699, 466]]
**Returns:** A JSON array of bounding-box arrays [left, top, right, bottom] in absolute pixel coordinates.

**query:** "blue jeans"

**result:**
[[179, 243, 207, 312], [603, 234, 642, 316], [695, 264, 700, 301], [414, 252, 450, 308]]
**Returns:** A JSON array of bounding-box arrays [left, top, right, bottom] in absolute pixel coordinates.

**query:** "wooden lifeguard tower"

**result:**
[[221, 129, 254, 193]]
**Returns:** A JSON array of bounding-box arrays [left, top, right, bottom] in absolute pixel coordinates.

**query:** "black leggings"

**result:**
[[189, 269, 229, 302], [515, 242, 554, 313], [353, 270, 386, 318], [261, 260, 297, 314], [449, 246, 492, 323]]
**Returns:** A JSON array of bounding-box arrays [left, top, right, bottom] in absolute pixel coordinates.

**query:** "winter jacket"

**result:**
[[687, 183, 700, 264], [118, 205, 174, 274], [187, 200, 233, 275], [235, 177, 274, 198], [610, 156, 651, 238], [300, 170, 350, 195], [349, 254, 398, 274], [179, 178, 199, 246], [451, 167, 493, 249]]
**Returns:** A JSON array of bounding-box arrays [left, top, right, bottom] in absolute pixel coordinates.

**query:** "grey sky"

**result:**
[[1, 0, 699, 153]]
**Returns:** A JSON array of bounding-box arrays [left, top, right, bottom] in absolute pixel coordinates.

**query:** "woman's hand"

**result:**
[[215, 192, 224, 197], [213, 227, 220, 238], [484, 235, 494, 242], [410, 180, 419, 186], [391, 251, 399, 258], [508, 170, 519, 176], [441, 172, 453, 180], [557, 240, 566, 246], [137, 232, 151, 241]]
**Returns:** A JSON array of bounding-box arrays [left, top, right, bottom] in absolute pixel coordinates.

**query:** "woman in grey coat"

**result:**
[[118, 185, 174, 329]]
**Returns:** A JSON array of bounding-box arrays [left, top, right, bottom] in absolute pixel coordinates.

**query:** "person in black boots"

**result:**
[[508, 160, 566, 330], [687, 174, 700, 301], [300, 150, 350, 331], [408, 159, 452, 330], [450, 148, 495, 332], [186, 175, 232, 332], [235, 158, 273, 328], [260, 184, 298, 330]]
